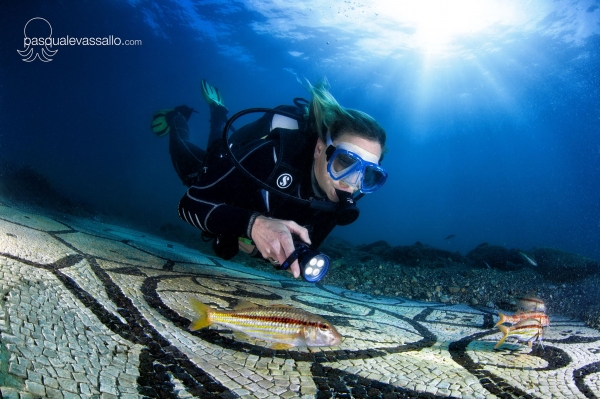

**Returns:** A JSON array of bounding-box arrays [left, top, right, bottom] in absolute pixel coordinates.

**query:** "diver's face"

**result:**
[[313, 132, 383, 202]]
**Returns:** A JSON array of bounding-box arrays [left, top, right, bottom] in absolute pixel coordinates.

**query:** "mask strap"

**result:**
[[325, 146, 336, 162], [325, 131, 336, 161]]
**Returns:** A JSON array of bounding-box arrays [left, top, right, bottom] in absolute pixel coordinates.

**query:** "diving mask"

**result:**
[[325, 133, 387, 193]]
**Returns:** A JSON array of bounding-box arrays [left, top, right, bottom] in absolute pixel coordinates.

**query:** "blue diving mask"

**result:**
[[325, 133, 387, 193]]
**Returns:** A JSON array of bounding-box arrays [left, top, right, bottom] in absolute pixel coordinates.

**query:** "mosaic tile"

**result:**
[[0, 219, 76, 265], [0, 205, 69, 231], [1, 204, 600, 398], [62, 259, 128, 324]]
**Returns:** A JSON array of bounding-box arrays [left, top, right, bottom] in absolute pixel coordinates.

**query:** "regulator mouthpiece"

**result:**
[[335, 189, 360, 226]]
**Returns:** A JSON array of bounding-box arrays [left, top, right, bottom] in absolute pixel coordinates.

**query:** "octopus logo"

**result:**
[[276, 173, 293, 189], [17, 18, 58, 62]]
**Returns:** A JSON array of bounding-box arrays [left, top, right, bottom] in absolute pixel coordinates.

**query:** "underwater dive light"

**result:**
[[276, 241, 330, 283]]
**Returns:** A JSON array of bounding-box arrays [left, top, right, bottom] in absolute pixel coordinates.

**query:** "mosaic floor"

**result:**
[[1, 200, 600, 399]]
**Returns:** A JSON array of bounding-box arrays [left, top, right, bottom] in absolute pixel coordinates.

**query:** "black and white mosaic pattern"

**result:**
[[1, 200, 600, 399]]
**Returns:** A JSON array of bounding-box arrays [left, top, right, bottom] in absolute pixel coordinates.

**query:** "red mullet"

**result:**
[[189, 298, 342, 350]]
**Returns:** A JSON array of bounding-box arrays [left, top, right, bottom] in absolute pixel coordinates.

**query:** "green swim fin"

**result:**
[[201, 79, 228, 111], [151, 109, 173, 137]]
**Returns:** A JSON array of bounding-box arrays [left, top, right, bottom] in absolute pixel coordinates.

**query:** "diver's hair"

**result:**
[[304, 78, 387, 158]]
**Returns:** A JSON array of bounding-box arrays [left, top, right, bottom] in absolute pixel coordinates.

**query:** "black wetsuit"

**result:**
[[168, 103, 348, 256]]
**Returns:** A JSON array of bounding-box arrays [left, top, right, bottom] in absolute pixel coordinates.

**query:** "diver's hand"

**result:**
[[250, 216, 311, 278]]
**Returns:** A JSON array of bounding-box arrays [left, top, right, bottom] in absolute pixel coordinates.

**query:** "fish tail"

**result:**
[[189, 297, 213, 331], [495, 312, 506, 327], [494, 324, 509, 349]]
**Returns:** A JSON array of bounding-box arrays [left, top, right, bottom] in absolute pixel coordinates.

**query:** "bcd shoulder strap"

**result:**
[[264, 126, 313, 192]]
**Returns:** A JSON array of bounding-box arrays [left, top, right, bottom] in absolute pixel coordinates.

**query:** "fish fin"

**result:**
[[497, 324, 508, 334], [230, 331, 296, 349], [494, 324, 509, 349], [189, 297, 212, 331], [270, 332, 304, 344], [269, 343, 295, 350], [494, 336, 508, 349], [233, 331, 250, 342], [495, 312, 506, 327], [234, 300, 258, 310]]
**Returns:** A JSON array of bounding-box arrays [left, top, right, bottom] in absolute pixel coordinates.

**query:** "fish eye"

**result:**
[[319, 323, 330, 330]]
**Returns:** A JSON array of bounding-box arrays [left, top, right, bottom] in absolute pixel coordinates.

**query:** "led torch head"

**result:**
[[276, 242, 330, 282]]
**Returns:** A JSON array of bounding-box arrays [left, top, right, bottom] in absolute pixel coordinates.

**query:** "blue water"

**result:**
[[2, 1, 599, 261]]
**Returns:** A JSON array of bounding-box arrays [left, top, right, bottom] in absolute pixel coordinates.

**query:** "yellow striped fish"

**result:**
[[494, 318, 544, 349], [188, 298, 342, 350]]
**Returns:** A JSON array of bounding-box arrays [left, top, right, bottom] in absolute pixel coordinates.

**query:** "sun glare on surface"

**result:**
[[376, 0, 521, 55], [409, 1, 507, 53]]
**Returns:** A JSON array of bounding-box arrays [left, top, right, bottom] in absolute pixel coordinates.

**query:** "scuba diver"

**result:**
[[151, 79, 388, 280]]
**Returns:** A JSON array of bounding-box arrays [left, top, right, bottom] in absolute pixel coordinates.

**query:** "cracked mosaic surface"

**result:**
[[1, 201, 600, 398]]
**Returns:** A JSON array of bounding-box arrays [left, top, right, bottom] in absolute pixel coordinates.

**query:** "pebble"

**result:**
[[448, 286, 460, 294], [470, 298, 479, 305]]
